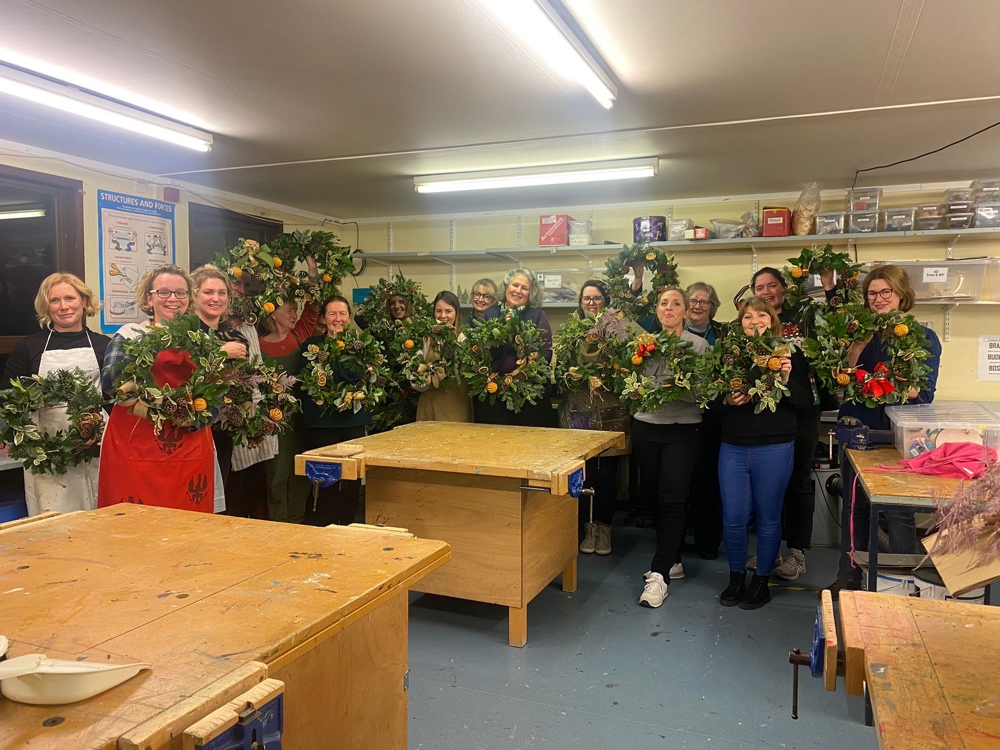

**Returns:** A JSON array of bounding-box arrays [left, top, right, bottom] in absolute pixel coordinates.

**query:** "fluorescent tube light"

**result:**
[[485, 0, 617, 109], [414, 158, 658, 193], [0, 63, 213, 152], [0, 208, 46, 220]]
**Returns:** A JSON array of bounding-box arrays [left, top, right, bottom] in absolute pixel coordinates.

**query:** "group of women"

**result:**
[[2, 259, 941, 612]]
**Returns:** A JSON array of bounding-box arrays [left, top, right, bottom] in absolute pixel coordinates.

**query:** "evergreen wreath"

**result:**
[[781, 243, 864, 310], [461, 306, 552, 411], [553, 308, 631, 394], [356, 274, 432, 341], [112, 314, 233, 433], [802, 303, 932, 407], [614, 331, 701, 414], [698, 328, 796, 414], [604, 243, 679, 321], [0, 369, 105, 475], [217, 358, 301, 447], [299, 329, 390, 413], [268, 229, 355, 301], [399, 319, 461, 391], [215, 238, 310, 325]]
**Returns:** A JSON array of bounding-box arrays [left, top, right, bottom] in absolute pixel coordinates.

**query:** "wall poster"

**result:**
[[97, 190, 176, 333]]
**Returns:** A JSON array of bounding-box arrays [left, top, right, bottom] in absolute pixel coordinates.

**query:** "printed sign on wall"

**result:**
[[98, 190, 176, 332], [980, 335, 1000, 382]]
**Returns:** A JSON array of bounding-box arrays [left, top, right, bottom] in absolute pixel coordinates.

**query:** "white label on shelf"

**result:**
[[543, 274, 562, 289], [979, 335, 1000, 381], [923, 267, 949, 283]]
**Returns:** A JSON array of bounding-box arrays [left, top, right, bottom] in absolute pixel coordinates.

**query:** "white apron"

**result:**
[[24, 330, 103, 516]]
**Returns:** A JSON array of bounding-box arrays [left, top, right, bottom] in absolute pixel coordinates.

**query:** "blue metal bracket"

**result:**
[[809, 606, 824, 679], [567, 468, 584, 498], [305, 460, 342, 488]]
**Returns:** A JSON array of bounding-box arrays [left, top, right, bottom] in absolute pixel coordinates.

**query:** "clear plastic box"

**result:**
[[945, 200, 974, 214], [848, 211, 879, 233], [945, 187, 973, 203], [916, 215, 942, 230], [847, 188, 882, 212], [868, 258, 996, 302], [886, 402, 1000, 458], [815, 212, 845, 235], [975, 203, 1000, 227], [916, 204, 943, 218], [882, 207, 916, 232], [943, 213, 974, 229], [667, 218, 694, 241], [568, 220, 592, 246], [972, 178, 1000, 203]]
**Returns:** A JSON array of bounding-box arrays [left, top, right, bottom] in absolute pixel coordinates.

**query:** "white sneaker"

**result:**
[[774, 549, 807, 580], [579, 522, 597, 554], [746, 554, 782, 571], [639, 571, 668, 608], [668, 562, 685, 580]]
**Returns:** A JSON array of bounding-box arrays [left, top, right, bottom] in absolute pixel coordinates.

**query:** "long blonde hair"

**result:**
[[34, 272, 100, 328]]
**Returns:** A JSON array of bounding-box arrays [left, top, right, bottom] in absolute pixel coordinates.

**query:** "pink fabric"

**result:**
[[897, 441, 997, 480]]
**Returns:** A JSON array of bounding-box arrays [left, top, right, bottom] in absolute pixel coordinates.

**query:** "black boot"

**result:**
[[720, 571, 745, 607], [739, 574, 771, 610]]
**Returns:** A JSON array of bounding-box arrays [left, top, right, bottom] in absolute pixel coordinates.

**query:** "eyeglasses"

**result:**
[[688, 299, 711, 308], [581, 295, 605, 304], [152, 289, 189, 299], [471, 292, 493, 301], [866, 288, 896, 300]]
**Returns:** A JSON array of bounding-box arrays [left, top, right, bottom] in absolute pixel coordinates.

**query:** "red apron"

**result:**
[[97, 404, 215, 512]]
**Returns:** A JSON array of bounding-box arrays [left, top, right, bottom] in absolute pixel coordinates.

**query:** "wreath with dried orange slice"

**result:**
[[604, 243, 679, 321], [299, 329, 390, 413], [697, 328, 796, 414]]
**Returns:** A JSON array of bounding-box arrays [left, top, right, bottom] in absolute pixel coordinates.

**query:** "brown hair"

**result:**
[[136, 265, 192, 316], [656, 286, 689, 311], [190, 264, 233, 317], [34, 272, 100, 328], [737, 296, 782, 336], [863, 264, 915, 312]]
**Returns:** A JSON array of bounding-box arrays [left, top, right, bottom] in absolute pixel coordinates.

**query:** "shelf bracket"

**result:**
[[946, 234, 960, 259], [449, 219, 456, 252], [943, 303, 956, 343], [486, 251, 521, 267], [387, 221, 393, 253], [667, 205, 673, 222], [750, 243, 759, 273], [517, 216, 523, 248], [574, 251, 594, 271]]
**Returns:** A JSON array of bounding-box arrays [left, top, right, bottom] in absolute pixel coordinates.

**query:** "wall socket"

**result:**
[[135, 179, 150, 195]]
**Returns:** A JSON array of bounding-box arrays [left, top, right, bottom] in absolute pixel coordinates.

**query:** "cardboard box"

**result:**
[[539, 214, 574, 246], [684, 227, 713, 240], [762, 207, 791, 236]]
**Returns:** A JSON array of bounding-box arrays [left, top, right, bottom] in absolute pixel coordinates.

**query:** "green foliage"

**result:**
[[299, 329, 390, 414], [604, 243, 679, 322]]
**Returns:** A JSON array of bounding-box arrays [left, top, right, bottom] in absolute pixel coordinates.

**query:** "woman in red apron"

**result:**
[[2, 273, 111, 515], [97, 265, 216, 512]]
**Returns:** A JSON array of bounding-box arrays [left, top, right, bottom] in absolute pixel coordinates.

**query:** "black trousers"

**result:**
[[301, 426, 367, 527], [224, 460, 268, 519], [687, 410, 722, 556], [631, 419, 702, 577], [581, 454, 620, 527], [211, 428, 234, 485], [473, 387, 558, 427], [782, 413, 820, 551]]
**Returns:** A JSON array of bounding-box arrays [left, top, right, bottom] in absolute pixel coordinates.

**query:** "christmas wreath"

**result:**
[[553, 308, 632, 393], [112, 315, 233, 433], [461, 307, 552, 411], [614, 331, 701, 414], [299, 330, 391, 413], [698, 329, 796, 414], [268, 229, 355, 301], [604, 243, 679, 322], [215, 238, 310, 324], [802, 303, 932, 407], [356, 275, 432, 340], [781, 243, 864, 310], [0, 369, 105, 475], [217, 359, 301, 447], [399, 319, 461, 391]]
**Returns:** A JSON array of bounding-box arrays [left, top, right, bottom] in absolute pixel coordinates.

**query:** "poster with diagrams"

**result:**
[[98, 190, 176, 332]]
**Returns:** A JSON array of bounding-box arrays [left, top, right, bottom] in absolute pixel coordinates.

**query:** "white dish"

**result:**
[[0, 655, 150, 705]]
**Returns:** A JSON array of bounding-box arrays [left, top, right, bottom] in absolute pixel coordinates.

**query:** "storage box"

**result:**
[[814, 212, 845, 235], [972, 178, 1000, 203], [761, 207, 791, 236], [887, 402, 1000, 459], [916, 215, 942, 230], [848, 211, 879, 233], [916, 204, 943, 218], [945, 187, 973, 203], [944, 200, 974, 215], [568, 220, 592, 246], [539, 214, 574, 246], [974, 203, 1000, 227], [943, 212, 974, 229], [684, 227, 714, 240], [847, 187, 882, 212], [667, 218, 694, 241], [867, 258, 995, 302], [882, 207, 916, 232], [633, 216, 666, 243]]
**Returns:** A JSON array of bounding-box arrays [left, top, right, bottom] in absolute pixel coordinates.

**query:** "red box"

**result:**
[[684, 227, 713, 240], [539, 214, 574, 246], [762, 207, 791, 237]]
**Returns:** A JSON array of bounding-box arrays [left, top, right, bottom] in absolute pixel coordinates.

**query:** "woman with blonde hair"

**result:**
[[466, 277, 498, 325], [2, 273, 111, 515]]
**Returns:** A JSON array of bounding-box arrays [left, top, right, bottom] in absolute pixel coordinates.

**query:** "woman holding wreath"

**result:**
[[299, 295, 371, 526], [474, 268, 556, 427], [834, 265, 941, 593], [413, 291, 473, 423], [98, 265, 220, 512], [2, 273, 111, 516], [635, 288, 708, 608], [466, 277, 498, 326]]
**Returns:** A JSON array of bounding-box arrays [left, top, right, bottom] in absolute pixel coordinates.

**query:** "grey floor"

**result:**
[[406, 524, 876, 750]]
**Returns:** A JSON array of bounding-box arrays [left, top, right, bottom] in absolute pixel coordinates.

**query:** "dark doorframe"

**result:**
[[188, 203, 283, 271]]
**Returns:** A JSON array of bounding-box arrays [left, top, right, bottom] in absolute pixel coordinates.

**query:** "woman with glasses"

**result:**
[[98, 265, 220, 512], [2, 273, 111, 516], [467, 278, 498, 325], [414, 290, 473, 423], [684, 282, 725, 346], [563, 280, 631, 556], [834, 265, 941, 594]]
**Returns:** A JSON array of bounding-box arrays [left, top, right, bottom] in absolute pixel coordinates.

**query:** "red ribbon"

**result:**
[[637, 343, 656, 358], [855, 362, 895, 398]]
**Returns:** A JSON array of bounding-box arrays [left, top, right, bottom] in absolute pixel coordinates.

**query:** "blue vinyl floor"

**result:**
[[406, 523, 876, 750]]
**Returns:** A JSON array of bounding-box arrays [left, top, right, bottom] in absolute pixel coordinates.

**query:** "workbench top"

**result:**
[[848, 447, 963, 508]]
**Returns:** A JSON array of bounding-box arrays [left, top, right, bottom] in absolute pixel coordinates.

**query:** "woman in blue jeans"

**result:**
[[715, 297, 813, 609]]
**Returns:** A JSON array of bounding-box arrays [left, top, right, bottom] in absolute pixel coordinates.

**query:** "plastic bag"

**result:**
[[711, 211, 761, 239], [792, 182, 821, 235]]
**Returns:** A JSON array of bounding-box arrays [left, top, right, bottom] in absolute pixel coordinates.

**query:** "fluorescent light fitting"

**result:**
[[414, 158, 657, 193], [485, 0, 617, 109], [0, 63, 213, 151], [0, 208, 46, 220]]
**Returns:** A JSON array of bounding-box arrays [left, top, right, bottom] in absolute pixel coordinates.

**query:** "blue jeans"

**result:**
[[719, 442, 794, 576]]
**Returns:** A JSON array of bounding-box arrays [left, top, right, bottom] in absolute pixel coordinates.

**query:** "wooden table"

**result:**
[[297, 421, 624, 647], [0, 505, 450, 750], [835, 591, 1000, 749]]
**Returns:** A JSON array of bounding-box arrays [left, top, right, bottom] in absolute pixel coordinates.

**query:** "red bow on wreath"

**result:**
[[855, 362, 895, 398], [637, 342, 656, 358]]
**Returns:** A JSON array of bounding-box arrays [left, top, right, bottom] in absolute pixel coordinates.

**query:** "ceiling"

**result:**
[[1, 0, 999, 220]]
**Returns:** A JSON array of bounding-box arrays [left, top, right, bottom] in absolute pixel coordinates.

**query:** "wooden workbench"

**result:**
[[837, 591, 1000, 749], [0, 506, 450, 750], [297, 421, 624, 647]]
